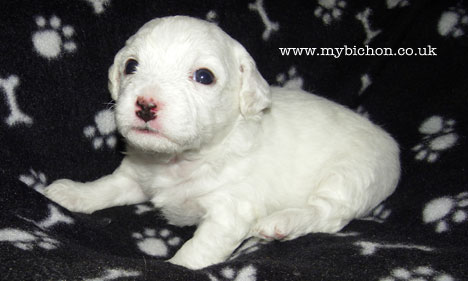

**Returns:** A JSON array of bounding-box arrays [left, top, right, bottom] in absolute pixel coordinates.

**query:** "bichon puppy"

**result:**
[[44, 16, 400, 270]]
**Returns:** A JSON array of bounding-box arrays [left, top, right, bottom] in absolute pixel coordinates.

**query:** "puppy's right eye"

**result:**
[[193, 68, 215, 85], [124, 59, 139, 75]]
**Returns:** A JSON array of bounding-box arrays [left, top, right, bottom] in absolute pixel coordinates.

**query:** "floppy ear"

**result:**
[[234, 42, 271, 118], [108, 51, 124, 101]]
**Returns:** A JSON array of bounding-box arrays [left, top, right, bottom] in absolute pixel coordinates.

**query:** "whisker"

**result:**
[[104, 100, 116, 111]]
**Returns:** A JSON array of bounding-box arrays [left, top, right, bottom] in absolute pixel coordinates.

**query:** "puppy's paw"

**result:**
[[253, 213, 297, 241], [167, 247, 221, 270], [167, 254, 201, 270], [44, 179, 94, 214]]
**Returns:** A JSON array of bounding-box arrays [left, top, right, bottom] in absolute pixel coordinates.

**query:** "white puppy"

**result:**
[[44, 16, 400, 269]]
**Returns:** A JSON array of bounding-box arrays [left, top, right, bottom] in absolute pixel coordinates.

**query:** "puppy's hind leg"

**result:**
[[253, 176, 360, 241], [252, 206, 353, 241]]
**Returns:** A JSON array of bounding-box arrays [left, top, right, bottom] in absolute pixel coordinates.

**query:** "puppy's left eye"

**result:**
[[193, 68, 215, 85], [124, 59, 139, 75]]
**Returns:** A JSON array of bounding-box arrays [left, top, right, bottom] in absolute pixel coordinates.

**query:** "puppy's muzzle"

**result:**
[[136, 96, 157, 122]]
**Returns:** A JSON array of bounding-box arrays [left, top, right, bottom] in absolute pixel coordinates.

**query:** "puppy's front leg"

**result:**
[[44, 162, 147, 214], [168, 199, 253, 269]]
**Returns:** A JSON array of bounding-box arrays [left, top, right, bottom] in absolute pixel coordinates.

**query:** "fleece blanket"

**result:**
[[1, 0, 467, 280]]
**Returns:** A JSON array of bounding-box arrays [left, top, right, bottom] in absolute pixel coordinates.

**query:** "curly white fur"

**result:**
[[44, 16, 400, 270]]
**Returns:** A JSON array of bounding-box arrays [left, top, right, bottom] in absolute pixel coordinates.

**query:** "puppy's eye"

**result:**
[[124, 59, 139, 75], [193, 68, 215, 85]]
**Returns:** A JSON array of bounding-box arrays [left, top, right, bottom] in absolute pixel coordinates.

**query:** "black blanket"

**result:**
[[1, 0, 467, 280]]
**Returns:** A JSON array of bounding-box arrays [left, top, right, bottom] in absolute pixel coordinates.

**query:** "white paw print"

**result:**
[[132, 228, 182, 258], [32, 15, 77, 59], [363, 204, 392, 224], [314, 0, 347, 25], [423, 192, 468, 233], [84, 109, 117, 150], [0, 228, 59, 251], [83, 0, 111, 15], [206, 10, 219, 23], [207, 265, 257, 281], [412, 116, 458, 163], [276, 66, 303, 90], [380, 266, 454, 281], [19, 169, 47, 193], [438, 7, 468, 38]]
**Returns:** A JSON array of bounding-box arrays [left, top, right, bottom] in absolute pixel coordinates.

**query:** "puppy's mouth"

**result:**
[[132, 124, 176, 143], [133, 123, 160, 134]]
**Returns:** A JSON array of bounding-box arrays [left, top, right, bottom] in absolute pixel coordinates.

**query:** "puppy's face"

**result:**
[[109, 16, 271, 154]]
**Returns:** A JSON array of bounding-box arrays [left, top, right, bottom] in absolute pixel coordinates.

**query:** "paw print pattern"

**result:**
[[380, 266, 454, 281], [438, 7, 468, 38], [423, 192, 468, 233], [276, 67, 303, 90], [206, 10, 219, 23], [32, 15, 77, 59], [314, 0, 347, 25], [0, 228, 59, 251], [412, 116, 458, 163], [83, 109, 117, 150], [132, 228, 181, 257], [83, 0, 111, 15], [19, 169, 47, 193], [207, 265, 257, 281]]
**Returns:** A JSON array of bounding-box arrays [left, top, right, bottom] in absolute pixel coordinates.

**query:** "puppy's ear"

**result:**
[[234, 42, 271, 118], [108, 51, 123, 101]]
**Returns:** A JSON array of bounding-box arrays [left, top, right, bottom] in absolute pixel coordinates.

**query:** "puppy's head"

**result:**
[[109, 16, 270, 154]]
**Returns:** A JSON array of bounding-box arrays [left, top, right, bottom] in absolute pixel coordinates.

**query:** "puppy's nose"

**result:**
[[136, 97, 157, 122]]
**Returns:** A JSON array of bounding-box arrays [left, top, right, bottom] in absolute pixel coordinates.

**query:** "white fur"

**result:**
[[44, 16, 400, 270]]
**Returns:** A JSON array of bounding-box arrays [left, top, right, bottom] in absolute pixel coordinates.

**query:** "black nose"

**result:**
[[136, 98, 157, 122]]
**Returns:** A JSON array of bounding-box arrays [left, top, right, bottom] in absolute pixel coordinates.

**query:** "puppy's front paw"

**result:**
[[167, 248, 220, 270], [167, 254, 201, 270], [44, 179, 94, 214]]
